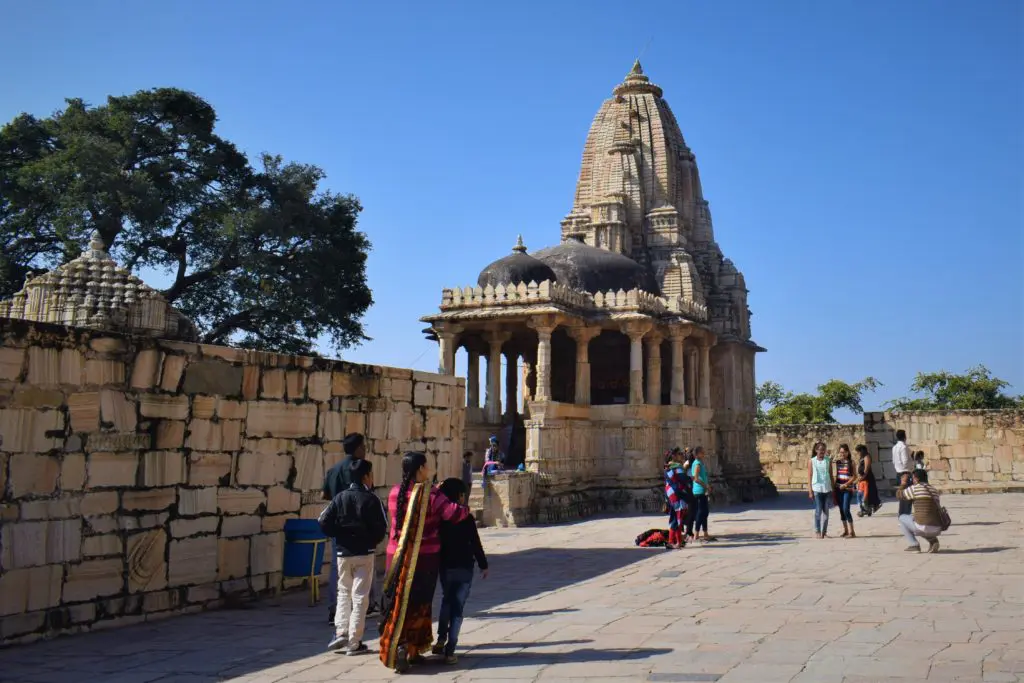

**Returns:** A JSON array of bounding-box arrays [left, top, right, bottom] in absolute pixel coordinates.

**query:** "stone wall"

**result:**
[[0, 319, 464, 644], [757, 410, 1024, 494]]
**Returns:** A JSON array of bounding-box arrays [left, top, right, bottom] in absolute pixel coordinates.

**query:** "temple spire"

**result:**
[[512, 235, 527, 253], [630, 59, 643, 76]]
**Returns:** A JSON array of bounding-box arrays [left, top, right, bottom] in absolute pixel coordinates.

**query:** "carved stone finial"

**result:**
[[87, 230, 108, 258], [512, 235, 527, 254], [630, 59, 643, 76]]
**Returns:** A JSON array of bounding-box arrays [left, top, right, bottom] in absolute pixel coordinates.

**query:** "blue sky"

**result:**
[[2, 1, 1021, 419]]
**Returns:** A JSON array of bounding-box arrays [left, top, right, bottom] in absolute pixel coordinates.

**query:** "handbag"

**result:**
[[939, 506, 952, 531]]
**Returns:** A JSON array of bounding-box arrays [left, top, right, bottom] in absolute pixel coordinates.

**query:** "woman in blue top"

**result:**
[[689, 446, 715, 543], [807, 441, 834, 539]]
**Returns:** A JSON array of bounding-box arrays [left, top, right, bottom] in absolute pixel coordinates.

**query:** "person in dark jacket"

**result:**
[[432, 478, 488, 664], [327, 458, 388, 656], [322, 433, 369, 624]]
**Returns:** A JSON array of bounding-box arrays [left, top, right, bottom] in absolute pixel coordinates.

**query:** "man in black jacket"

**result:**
[[327, 458, 387, 656], [323, 433, 368, 624]]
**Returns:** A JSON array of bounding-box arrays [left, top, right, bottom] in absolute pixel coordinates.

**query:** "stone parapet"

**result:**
[[0, 319, 464, 644]]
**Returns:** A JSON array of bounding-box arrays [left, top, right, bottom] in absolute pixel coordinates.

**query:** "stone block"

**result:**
[[976, 456, 993, 473], [154, 420, 186, 449], [245, 437, 296, 456], [217, 399, 247, 420], [12, 387, 65, 408], [64, 558, 124, 603], [390, 378, 413, 402], [81, 491, 119, 516], [61, 453, 87, 491], [425, 409, 452, 439], [83, 533, 123, 557], [192, 395, 216, 419], [261, 368, 285, 399], [84, 359, 126, 386], [242, 366, 260, 400], [0, 519, 81, 570], [413, 381, 433, 406], [159, 355, 187, 392], [178, 487, 218, 515], [367, 411, 388, 440], [27, 347, 59, 385], [188, 452, 232, 485], [140, 451, 187, 487], [346, 411, 366, 435], [171, 516, 219, 538], [0, 347, 25, 381], [285, 370, 307, 400], [266, 486, 300, 514], [218, 537, 249, 580], [130, 350, 162, 389], [0, 564, 63, 616], [187, 584, 220, 605], [261, 514, 294, 532], [0, 408, 64, 454], [66, 392, 99, 433], [8, 453, 60, 497], [122, 487, 176, 512], [220, 514, 262, 537], [139, 394, 189, 420], [20, 497, 81, 520], [388, 403, 415, 441], [250, 532, 284, 575], [87, 452, 138, 488], [143, 588, 182, 613], [168, 536, 218, 587], [236, 452, 292, 486], [186, 419, 221, 450], [321, 410, 346, 442], [182, 360, 243, 396], [218, 487, 266, 515], [222, 420, 243, 451], [307, 372, 331, 402], [246, 402, 317, 438], [201, 344, 245, 363], [332, 370, 381, 398], [432, 383, 452, 408], [293, 444, 324, 491], [100, 390, 137, 432], [87, 432, 150, 452]]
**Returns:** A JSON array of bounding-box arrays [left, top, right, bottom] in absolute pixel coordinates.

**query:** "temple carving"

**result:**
[[422, 63, 771, 522]]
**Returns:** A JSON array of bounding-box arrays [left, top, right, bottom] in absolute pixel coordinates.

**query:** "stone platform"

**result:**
[[0, 493, 1021, 683]]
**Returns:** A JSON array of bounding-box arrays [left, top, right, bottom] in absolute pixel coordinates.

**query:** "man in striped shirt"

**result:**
[[896, 469, 944, 553]]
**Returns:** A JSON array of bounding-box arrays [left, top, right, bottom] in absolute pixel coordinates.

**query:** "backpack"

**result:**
[[939, 506, 952, 531], [317, 497, 340, 538]]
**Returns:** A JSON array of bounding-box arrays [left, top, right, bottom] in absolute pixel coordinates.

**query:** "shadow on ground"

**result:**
[[936, 546, 1016, 554]]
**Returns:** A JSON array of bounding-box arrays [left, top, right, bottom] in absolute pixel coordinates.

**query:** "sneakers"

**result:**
[[327, 607, 336, 625], [327, 634, 348, 651], [905, 545, 921, 552], [926, 538, 940, 554], [432, 641, 447, 656], [394, 645, 410, 674], [346, 642, 368, 656], [444, 654, 458, 665]]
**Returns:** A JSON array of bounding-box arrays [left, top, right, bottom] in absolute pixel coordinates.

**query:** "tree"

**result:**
[[756, 377, 881, 425], [886, 365, 1023, 411], [0, 88, 372, 354]]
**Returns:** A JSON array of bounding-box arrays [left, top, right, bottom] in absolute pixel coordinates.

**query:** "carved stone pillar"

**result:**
[[621, 321, 653, 405], [484, 329, 510, 423], [686, 348, 697, 405], [521, 351, 536, 418], [527, 316, 559, 402], [568, 326, 601, 405], [433, 323, 462, 375], [645, 331, 664, 405], [699, 340, 712, 408], [466, 349, 480, 408], [669, 326, 690, 406], [504, 349, 518, 418]]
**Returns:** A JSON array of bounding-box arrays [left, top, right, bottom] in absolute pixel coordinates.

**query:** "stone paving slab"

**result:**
[[1, 493, 1022, 683]]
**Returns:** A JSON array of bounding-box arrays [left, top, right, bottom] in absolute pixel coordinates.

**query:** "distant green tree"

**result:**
[[886, 365, 1023, 410], [0, 88, 372, 354], [756, 377, 882, 425]]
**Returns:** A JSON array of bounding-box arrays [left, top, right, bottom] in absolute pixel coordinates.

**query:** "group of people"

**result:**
[[662, 446, 715, 548], [807, 430, 947, 551], [320, 434, 489, 673]]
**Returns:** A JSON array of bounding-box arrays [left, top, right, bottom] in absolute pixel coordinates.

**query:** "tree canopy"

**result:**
[[0, 88, 372, 354], [886, 365, 1023, 410], [756, 377, 882, 425]]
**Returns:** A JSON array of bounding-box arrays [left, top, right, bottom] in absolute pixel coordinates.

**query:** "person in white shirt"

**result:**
[[892, 430, 912, 478]]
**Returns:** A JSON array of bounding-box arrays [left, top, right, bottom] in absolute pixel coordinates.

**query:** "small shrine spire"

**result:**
[[512, 235, 527, 253], [86, 230, 109, 259], [630, 59, 643, 76]]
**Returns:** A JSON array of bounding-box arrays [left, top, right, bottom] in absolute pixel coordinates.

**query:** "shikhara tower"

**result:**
[[422, 63, 770, 524]]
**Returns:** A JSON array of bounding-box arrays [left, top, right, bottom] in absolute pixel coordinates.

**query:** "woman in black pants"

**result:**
[[689, 446, 716, 542]]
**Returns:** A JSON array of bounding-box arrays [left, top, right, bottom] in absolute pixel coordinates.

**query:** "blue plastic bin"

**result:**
[[282, 519, 328, 579]]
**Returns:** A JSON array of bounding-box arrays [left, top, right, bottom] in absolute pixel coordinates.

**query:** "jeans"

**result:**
[[856, 488, 865, 511], [899, 514, 941, 546], [813, 491, 831, 534], [837, 489, 854, 523], [437, 567, 474, 654], [329, 540, 378, 617], [335, 554, 374, 642], [692, 494, 710, 535]]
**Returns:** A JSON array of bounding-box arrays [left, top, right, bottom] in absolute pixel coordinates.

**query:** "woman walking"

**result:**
[[663, 451, 691, 549], [689, 446, 715, 542], [855, 444, 881, 517], [833, 444, 856, 538], [807, 442, 833, 539], [379, 452, 469, 674]]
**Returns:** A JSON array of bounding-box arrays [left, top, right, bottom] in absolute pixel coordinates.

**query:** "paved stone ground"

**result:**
[[1, 493, 1022, 683]]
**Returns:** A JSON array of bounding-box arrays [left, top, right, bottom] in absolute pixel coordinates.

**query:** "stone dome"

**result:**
[[477, 236, 558, 288], [0, 231, 199, 340], [532, 238, 658, 294]]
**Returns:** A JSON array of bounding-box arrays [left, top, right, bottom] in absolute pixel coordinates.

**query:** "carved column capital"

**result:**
[[668, 323, 692, 342], [526, 314, 560, 337], [645, 329, 665, 348], [619, 319, 653, 340], [567, 325, 602, 344], [431, 322, 464, 339]]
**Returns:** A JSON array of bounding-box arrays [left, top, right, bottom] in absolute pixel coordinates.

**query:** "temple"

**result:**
[[422, 62, 771, 523]]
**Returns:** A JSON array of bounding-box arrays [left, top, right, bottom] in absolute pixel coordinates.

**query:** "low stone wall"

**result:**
[[757, 410, 1024, 494], [0, 319, 464, 644]]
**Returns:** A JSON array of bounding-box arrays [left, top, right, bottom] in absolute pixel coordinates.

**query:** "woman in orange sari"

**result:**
[[379, 452, 469, 673]]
